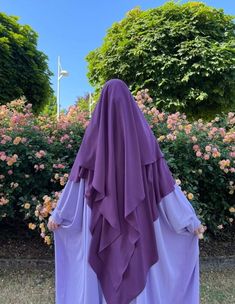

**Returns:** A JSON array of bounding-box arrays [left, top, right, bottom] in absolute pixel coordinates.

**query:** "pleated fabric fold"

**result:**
[[69, 155, 176, 304]]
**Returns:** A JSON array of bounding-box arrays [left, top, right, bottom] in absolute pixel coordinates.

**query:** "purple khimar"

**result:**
[[68, 79, 176, 304]]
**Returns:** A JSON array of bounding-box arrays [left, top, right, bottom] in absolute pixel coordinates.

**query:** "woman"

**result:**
[[48, 79, 206, 304]]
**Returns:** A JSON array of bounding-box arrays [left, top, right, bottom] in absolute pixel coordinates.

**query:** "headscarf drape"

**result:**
[[69, 79, 176, 304]]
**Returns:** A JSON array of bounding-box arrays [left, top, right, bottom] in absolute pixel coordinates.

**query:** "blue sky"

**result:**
[[0, 0, 234, 111]]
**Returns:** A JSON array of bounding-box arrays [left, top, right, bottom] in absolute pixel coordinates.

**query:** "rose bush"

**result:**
[[136, 89, 235, 236], [0, 98, 88, 245], [0, 96, 234, 246]]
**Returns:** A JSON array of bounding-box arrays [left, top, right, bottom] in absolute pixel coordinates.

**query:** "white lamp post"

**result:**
[[56, 56, 69, 121], [89, 92, 95, 118]]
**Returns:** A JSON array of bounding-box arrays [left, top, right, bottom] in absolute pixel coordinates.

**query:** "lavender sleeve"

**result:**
[[159, 183, 202, 235], [50, 179, 84, 226]]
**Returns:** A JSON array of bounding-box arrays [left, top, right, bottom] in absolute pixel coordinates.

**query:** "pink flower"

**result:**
[[196, 151, 202, 157], [7, 170, 13, 175], [166, 134, 176, 141], [0, 152, 6, 161], [11, 115, 20, 124], [31, 151, 37, 159], [205, 145, 211, 152], [53, 163, 65, 169], [203, 154, 210, 160], [0, 197, 9, 206], [21, 137, 27, 143], [193, 145, 200, 151], [229, 152, 235, 158], [47, 138, 53, 144], [60, 134, 70, 143], [35, 150, 46, 158], [2, 135, 12, 142], [219, 128, 226, 137], [57, 164, 65, 169]]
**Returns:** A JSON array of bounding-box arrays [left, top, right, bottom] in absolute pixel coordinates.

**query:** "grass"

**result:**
[[0, 268, 234, 304], [200, 269, 235, 304], [0, 268, 54, 304]]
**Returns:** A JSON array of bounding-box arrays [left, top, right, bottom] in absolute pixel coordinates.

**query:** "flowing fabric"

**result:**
[[52, 178, 201, 304], [67, 79, 176, 304]]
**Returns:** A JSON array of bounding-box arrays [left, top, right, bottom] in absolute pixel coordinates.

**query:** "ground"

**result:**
[[0, 268, 234, 304]]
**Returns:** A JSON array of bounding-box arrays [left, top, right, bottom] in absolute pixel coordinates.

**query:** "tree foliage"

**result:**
[[75, 93, 97, 114], [0, 12, 53, 113], [39, 95, 57, 118], [86, 1, 235, 120]]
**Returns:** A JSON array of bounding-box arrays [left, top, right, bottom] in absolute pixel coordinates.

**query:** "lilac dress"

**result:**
[[51, 178, 201, 304]]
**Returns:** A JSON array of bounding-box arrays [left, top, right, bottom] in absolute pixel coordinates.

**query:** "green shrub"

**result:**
[[0, 96, 234, 245]]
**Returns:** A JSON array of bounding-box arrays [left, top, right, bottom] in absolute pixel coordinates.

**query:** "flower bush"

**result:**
[[136, 89, 235, 236], [0, 96, 234, 246], [0, 98, 88, 245]]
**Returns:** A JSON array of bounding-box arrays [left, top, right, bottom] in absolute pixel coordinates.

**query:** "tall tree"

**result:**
[[86, 1, 235, 120], [0, 12, 53, 113]]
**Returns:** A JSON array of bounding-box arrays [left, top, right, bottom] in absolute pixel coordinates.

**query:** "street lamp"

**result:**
[[56, 56, 69, 121], [89, 92, 95, 118]]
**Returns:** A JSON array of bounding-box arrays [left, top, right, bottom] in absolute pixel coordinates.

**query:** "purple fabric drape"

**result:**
[[68, 79, 176, 304], [52, 178, 201, 304]]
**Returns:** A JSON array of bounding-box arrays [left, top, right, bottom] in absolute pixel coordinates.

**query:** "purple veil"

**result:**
[[68, 79, 176, 304]]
